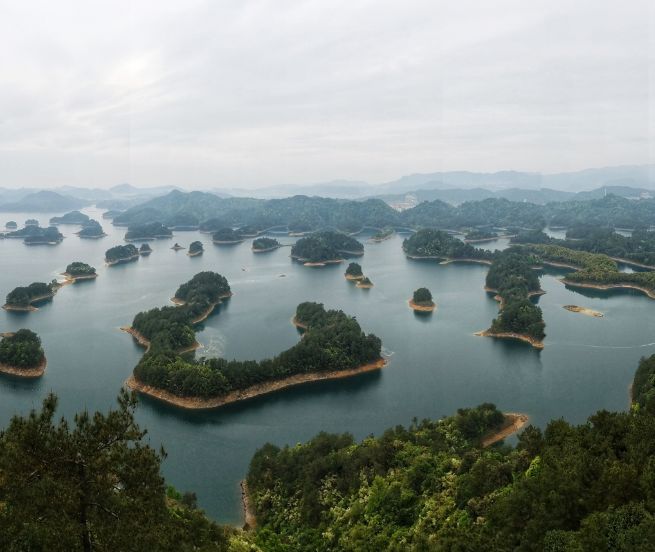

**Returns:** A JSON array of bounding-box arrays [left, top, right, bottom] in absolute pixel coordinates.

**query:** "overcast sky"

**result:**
[[1, 0, 654, 189]]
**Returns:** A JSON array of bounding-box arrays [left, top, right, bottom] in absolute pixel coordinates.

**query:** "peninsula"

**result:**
[[105, 244, 140, 265], [0, 329, 47, 378], [127, 298, 383, 410]]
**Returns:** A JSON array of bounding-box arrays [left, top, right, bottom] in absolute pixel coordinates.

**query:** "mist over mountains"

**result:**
[[1, 165, 653, 212]]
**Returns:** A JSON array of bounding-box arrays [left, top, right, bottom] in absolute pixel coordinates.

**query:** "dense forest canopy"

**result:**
[[345, 262, 363, 277], [133, 302, 382, 399], [247, 354, 655, 551], [77, 219, 105, 238], [412, 287, 433, 304], [23, 226, 64, 244], [212, 227, 244, 243], [139, 243, 152, 253], [49, 210, 89, 225], [5, 281, 58, 307], [0, 329, 45, 368], [65, 262, 96, 276], [291, 231, 364, 262], [188, 240, 204, 254], [402, 229, 491, 260], [125, 221, 172, 241], [252, 237, 280, 250], [105, 244, 139, 263], [0, 391, 235, 551]]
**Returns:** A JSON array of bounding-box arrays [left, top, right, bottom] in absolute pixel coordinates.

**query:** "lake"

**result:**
[[1, 209, 653, 524]]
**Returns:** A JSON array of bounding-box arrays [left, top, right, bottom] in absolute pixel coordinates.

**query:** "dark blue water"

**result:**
[[0, 210, 652, 523]]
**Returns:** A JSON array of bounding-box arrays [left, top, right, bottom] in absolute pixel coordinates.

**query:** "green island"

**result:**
[[464, 228, 500, 243], [139, 243, 152, 255], [6, 225, 65, 245], [344, 262, 364, 280], [125, 286, 383, 409], [5, 220, 17, 229], [171, 242, 185, 251], [0, 329, 46, 377], [188, 240, 204, 256], [356, 276, 374, 288], [105, 244, 140, 266], [370, 227, 394, 242], [291, 231, 364, 265], [125, 221, 173, 241], [238, 224, 262, 238], [3, 281, 61, 311], [409, 287, 436, 312], [76, 219, 106, 238], [63, 262, 97, 282], [244, 356, 655, 551], [25, 218, 39, 226], [49, 210, 89, 225], [252, 237, 281, 252], [403, 229, 493, 264], [212, 227, 244, 244], [479, 249, 546, 348]]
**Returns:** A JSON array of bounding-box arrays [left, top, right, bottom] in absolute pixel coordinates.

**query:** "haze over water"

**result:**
[[0, 208, 652, 523]]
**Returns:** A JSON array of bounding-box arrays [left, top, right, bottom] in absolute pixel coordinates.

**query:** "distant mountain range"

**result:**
[[0, 165, 653, 211]]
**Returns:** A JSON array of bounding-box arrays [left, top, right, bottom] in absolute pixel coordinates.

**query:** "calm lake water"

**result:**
[[1, 209, 653, 524]]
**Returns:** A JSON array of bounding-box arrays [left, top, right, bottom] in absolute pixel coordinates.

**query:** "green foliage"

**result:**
[[49, 210, 90, 225], [412, 288, 432, 304], [345, 262, 363, 276], [252, 237, 280, 251], [402, 229, 491, 260], [0, 329, 44, 368], [77, 220, 105, 238], [5, 281, 58, 307], [0, 391, 232, 551], [189, 240, 204, 254], [105, 244, 139, 263], [65, 262, 96, 276], [291, 232, 363, 263], [465, 228, 498, 240], [134, 302, 381, 399], [633, 356, 655, 411], [125, 221, 172, 240], [23, 226, 64, 244], [213, 227, 243, 242]]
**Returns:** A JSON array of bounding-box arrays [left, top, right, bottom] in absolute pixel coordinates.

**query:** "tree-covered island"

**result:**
[[356, 276, 374, 288], [126, 295, 383, 409], [105, 244, 140, 266], [0, 329, 46, 377], [252, 237, 281, 252], [5, 220, 17, 229], [125, 222, 173, 241], [464, 228, 500, 243], [291, 231, 364, 265], [76, 219, 107, 238], [9, 226, 65, 245], [344, 262, 364, 280], [403, 229, 493, 264], [187, 240, 204, 256], [171, 242, 185, 251], [139, 243, 152, 255], [370, 227, 394, 242], [49, 210, 90, 225], [212, 227, 244, 244], [3, 281, 61, 311], [63, 262, 97, 282], [409, 287, 436, 312]]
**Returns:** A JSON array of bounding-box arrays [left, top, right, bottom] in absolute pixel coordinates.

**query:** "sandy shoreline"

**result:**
[[481, 413, 529, 447], [345, 273, 364, 281], [252, 245, 280, 253], [106, 254, 140, 266], [475, 329, 544, 350], [409, 299, 436, 312], [0, 356, 47, 378], [170, 292, 233, 324], [241, 481, 257, 529], [356, 281, 374, 288], [62, 272, 98, 283], [609, 257, 655, 270], [563, 305, 603, 317], [561, 279, 655, 300], [124, 357, 387, 410], [187, 249, 203, 257]]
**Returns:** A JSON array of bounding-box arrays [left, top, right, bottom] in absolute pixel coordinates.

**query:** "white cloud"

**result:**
[[0, 0, 653, 188]]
